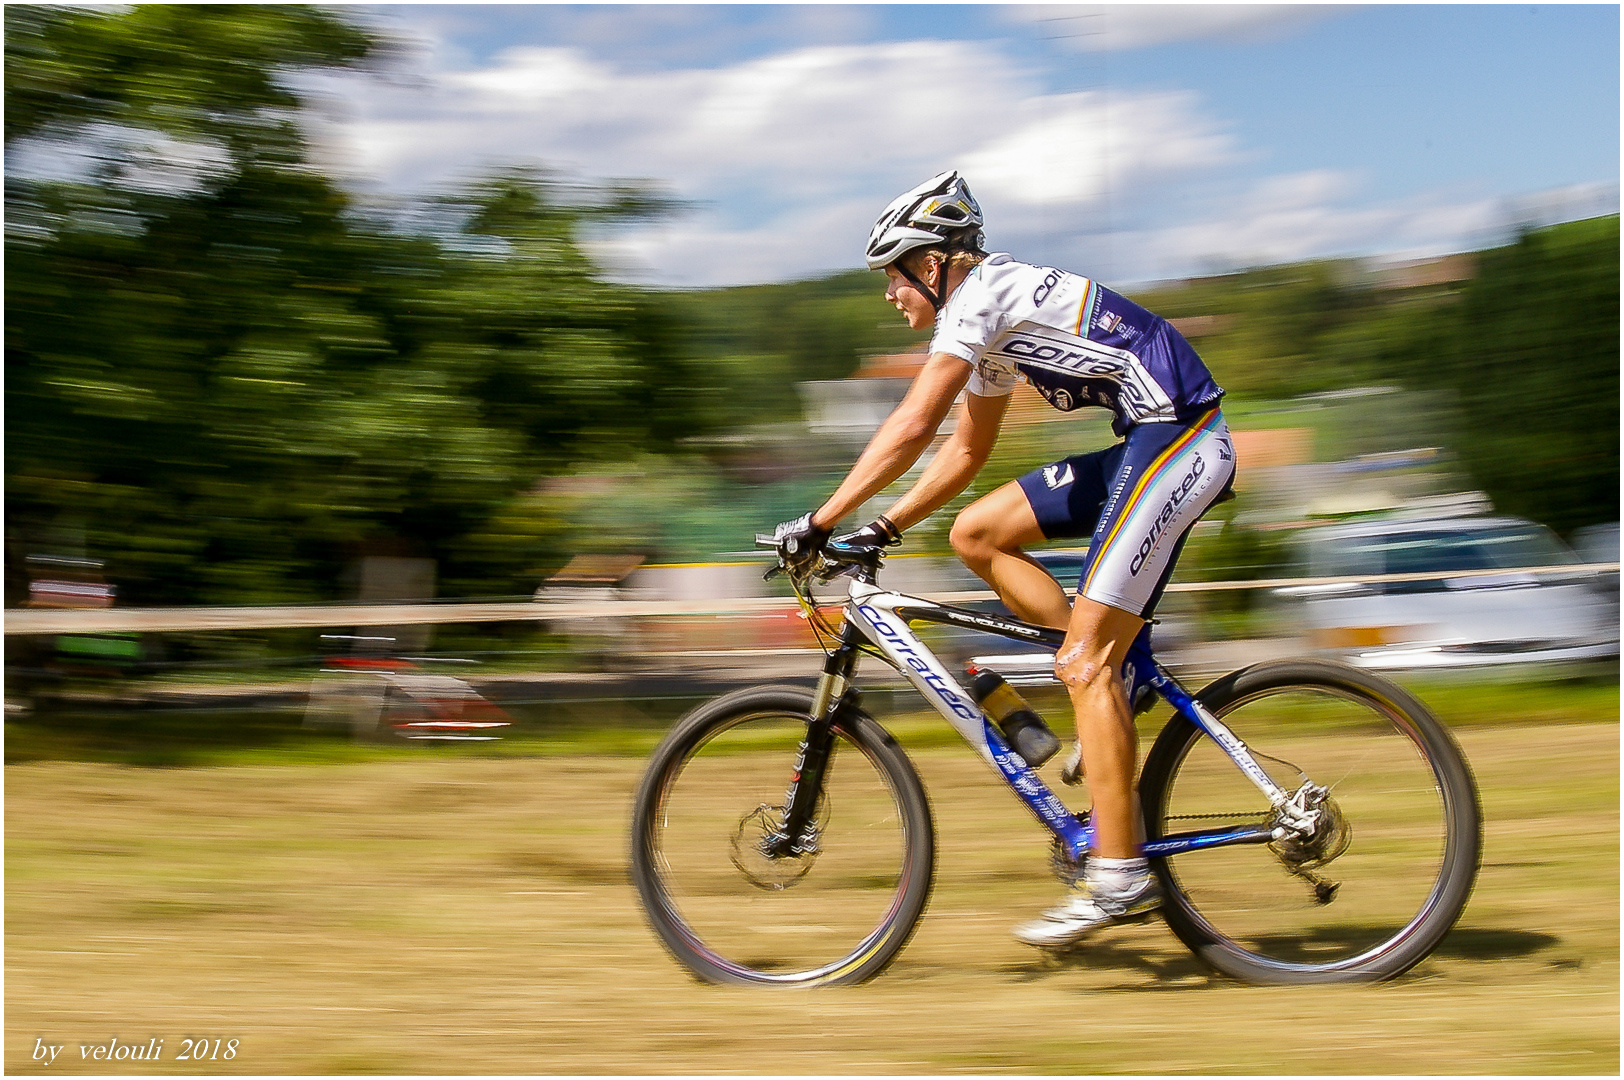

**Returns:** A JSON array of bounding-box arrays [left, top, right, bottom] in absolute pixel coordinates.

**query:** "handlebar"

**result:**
[[754, 533, 885, 584]]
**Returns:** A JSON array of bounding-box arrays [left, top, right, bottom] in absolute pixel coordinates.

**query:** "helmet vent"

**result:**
[[866, 170, 985, 271]]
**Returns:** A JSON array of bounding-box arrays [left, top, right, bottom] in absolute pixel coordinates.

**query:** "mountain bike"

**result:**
[[630, 538, 1481, 987]]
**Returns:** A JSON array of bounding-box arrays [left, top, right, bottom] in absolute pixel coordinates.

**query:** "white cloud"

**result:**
[[8, 123, 233, 196], [343, 38, 1027, 198], [445, 46, 612, 105], [1011, 5, 1346, 52], [979, 166, 1619, 288], [1092, 176, 1619, 285], [587, 197, 876, 288], [319, 37, 1246, 284], [961, 90, 1236, 207], [1245, 169, 1356, 211], [311, 22, 1615, 289], [1502, 181, 1620, 230]]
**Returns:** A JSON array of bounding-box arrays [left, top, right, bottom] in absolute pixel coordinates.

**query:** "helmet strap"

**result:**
[[897, 254, 946, 312]]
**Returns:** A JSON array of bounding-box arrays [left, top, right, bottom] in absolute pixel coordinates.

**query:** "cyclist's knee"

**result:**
[[950, 509, 1015, 564], [948, 513, 989, 562], [1055, 640, 1110, 693]]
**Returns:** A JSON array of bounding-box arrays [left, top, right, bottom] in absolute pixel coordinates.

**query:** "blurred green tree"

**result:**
[[6, 7, 705, 604], [8, 5, 1616, 613], [7, 5, 390, 603], [1380, 217, 1619, 535], [1134, 260, 1389, 400], [667, 270, 925, 426], [5, 5, 374, 151]]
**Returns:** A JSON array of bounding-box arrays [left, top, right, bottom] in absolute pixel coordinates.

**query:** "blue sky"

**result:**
[[320, 4, 1620, 287]]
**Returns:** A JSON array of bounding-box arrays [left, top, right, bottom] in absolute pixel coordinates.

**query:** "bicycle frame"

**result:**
[[798, 568, 1297, 866]]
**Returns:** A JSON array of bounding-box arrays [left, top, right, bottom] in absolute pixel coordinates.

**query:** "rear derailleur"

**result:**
[[1270, 782, 1351, 904]]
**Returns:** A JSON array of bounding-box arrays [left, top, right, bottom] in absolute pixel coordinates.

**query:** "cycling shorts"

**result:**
[[1015, 407, 1235, 618]]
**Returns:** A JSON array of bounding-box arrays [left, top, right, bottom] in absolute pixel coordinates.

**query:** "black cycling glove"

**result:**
[[770, 511, 832, 570], [831, 515, 903, 550]]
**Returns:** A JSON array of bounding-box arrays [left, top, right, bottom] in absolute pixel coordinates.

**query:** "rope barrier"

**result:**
[[5, 563, 1615, 636]]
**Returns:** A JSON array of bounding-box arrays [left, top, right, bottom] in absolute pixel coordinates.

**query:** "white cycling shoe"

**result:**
[[1013, 876, 1162, 948]]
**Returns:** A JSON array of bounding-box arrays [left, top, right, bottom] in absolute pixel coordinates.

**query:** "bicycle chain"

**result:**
[[1165, 811, 1269, 821]]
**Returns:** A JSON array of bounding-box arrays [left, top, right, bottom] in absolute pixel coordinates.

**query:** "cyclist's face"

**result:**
[[883, 263, 937, 331]]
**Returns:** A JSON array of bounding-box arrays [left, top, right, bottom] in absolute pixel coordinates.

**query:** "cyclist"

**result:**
[[771, 170, 1236, 948]]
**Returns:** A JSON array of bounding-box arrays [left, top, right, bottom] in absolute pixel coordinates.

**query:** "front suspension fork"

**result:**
[[763, 626, 862, 858]]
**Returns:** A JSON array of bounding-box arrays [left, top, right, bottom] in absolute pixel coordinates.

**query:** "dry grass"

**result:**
[[6, 720, 1618, 1074]]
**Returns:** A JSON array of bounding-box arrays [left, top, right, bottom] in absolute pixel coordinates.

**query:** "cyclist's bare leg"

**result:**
[[950, 482, 1071, 630], [1054, 598, 1145, 860]]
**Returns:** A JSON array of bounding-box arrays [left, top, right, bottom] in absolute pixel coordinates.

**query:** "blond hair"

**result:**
[[898, 247, 985, 279]]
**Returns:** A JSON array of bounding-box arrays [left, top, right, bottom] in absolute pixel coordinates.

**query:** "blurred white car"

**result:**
[[1279, 515, 1619, 670]]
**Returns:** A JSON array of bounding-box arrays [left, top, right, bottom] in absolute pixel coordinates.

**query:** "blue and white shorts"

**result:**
[[1015, 408, 1235, 618]]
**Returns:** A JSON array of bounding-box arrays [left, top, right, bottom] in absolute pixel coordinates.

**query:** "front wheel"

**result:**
[[630, 686, 934, 987], [1140, 659, 1481, 984]]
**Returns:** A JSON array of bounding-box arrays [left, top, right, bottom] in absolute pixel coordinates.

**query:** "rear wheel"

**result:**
[[1140, 659, 1480, 983], [630, 686, 934, 987]]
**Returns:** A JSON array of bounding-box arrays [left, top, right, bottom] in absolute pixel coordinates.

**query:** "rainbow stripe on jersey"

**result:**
[[1083, 407, 1227, 596]]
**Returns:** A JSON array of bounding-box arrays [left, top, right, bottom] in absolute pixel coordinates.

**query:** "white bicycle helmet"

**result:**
[[865, 170, 985, 272]]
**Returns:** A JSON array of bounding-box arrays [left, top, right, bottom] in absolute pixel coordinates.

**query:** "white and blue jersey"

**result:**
[[930, 253, 1224, 436], [934, 253, 1234, 616]]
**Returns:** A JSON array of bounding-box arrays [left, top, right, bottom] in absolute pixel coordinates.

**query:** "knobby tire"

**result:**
[[1140, 658, 1481, 984], [630, 686, 935, 987]]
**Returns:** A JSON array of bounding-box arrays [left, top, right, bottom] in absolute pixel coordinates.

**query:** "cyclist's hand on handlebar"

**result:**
[[767, 511, 831, 572], [829, 515, 902, 551]]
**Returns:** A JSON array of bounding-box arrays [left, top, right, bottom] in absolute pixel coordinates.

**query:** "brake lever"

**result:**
[[755, 532, 788, 581]]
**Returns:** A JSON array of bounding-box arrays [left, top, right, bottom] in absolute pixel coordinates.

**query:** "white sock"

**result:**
[[1087, 855, 1148, 896]]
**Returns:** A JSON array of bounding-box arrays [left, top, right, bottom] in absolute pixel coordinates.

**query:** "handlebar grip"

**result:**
[[754, 534, 778, 549]]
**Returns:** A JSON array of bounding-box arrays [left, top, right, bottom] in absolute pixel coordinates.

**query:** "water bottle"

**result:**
[[971, 670, 1060, 767]]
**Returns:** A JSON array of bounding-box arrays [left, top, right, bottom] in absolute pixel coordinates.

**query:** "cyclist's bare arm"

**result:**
[[811, 352, 974, 529], [880, 387, 1010, 530]]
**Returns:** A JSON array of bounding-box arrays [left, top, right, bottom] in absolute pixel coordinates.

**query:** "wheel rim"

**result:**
[[1156, 682, 1457, 974], [645, 709, 917, 984]]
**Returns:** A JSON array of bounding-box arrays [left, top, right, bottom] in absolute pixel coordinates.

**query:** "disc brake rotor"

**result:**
[[729, 804, 822, 890]]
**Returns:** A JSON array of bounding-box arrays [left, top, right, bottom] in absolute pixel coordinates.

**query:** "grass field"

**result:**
[[8, 690, 1619, 1075]]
